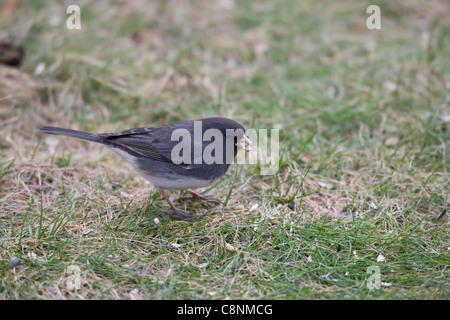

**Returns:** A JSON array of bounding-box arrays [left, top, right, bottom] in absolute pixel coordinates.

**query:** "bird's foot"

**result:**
[[177, 189, 221, 204], [159, 189, 206, 221]]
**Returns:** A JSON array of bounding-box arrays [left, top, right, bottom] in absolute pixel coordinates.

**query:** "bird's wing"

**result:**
[[99, 123, 225, 165], [100, 127, 174, 163], [100, 126, 197, 164], [107, 135, 176, 163]]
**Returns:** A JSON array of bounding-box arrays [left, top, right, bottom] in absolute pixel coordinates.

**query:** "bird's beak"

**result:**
[[236, 135, 252, 151]]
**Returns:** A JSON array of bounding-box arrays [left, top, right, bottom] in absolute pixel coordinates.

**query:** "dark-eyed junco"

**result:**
[[40, 117, 251, 220]]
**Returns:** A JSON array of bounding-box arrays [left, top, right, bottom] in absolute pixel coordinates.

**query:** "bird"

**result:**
[[39, 117, 252, 220]]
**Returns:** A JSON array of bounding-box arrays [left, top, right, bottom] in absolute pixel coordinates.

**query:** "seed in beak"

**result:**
[[236, 135, 252, 151]]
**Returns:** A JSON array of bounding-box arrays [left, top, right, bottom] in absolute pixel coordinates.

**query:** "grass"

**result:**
[[0, 0, 449, 299]]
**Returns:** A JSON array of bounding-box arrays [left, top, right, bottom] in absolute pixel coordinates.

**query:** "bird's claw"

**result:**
[[177, 189, 221, 204]]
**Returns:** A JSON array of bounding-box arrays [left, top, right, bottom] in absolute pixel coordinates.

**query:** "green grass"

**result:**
[[0, 0, 449, 299]]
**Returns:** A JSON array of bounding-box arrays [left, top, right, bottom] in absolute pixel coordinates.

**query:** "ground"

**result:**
[[0, 0, 449, 299]]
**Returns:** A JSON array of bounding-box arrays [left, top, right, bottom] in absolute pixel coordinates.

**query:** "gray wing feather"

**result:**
[[106, 135, 175, 163]]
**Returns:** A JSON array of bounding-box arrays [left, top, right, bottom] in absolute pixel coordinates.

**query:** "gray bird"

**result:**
[[40, 117, 251, 220]]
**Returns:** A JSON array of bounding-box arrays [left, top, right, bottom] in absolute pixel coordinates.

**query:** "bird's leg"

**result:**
[[159, 190, 202, 221], [178, 189, 221, 204]]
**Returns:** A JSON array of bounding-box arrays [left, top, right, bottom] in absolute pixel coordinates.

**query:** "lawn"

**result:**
[[0, 0, 448, 299]]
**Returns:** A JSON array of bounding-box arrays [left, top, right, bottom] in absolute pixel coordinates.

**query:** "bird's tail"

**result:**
[[39, 126, 104, 144]]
